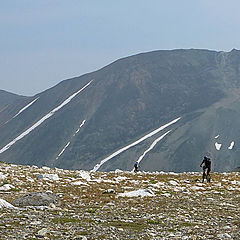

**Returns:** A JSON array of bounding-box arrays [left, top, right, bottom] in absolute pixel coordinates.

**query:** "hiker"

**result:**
[[134, 162, 139, 173], [200, 156, 211, 183]]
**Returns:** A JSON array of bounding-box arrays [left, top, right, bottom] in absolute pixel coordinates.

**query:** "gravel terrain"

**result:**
[[0, 162, 239, 239]]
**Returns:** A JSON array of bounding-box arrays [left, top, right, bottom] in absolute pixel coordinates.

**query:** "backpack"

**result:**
[[205, 157, 211, 167]]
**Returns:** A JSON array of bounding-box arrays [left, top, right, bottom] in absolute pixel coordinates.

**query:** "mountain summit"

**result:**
[[1, 49, 240, 172]]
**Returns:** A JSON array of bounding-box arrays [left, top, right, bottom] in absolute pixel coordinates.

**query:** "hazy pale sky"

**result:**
[[1, 0, 240, 96]]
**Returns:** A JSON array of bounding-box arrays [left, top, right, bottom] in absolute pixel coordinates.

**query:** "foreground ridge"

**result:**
[[0, 162, 239, 239]]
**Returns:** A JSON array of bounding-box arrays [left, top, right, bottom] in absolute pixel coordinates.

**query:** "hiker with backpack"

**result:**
[[200, 156, 211, 183], [134, 161, 139, 173]]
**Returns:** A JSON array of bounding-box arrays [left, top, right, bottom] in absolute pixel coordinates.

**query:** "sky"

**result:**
[[1, 0, 240, 96]]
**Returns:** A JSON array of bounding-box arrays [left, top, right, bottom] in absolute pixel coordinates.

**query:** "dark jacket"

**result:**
[[200, 157, 211, 169]]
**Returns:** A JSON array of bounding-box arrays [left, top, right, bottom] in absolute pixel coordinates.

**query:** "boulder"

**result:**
[[76, 170, 91, 181], [0, 199, 16, 209], [36, 173, 59, 181], [12, 192, 60, 207], [103, 189, 115, 194], [0, 184, 15, 191], [0, 172, 6, 180]]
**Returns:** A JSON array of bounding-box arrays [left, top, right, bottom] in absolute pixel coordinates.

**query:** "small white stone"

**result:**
[[223, 226, 231, 230], [37, 228, 49, 236], [30, 221, 42, 225], [168, 180, 178, 186], [0, 184, 15, 191], [0, 172, 6, 180], [217, 233, 232, 239]]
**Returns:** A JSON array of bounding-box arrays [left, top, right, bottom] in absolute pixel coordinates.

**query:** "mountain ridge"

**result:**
[[1, 49, 240, 172]]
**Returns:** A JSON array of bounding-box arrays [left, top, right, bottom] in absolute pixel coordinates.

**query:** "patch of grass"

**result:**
[[52, 216, 81, 224], [96, 235, 107, 239], [107, 221, 145, 230], [87, 208, 96, 213], [178, 221, 197, 227], [149, 180, 158, 184], [147, 219, 162, 225], [10, 187, 21, 192], [0, 181, 9, 187], [74, 231, 88, 236]]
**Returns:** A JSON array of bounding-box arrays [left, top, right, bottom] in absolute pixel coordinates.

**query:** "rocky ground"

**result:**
[[0, 162, 240, 240]]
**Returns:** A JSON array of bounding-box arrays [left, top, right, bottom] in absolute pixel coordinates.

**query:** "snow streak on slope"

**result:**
[[0, 81, 93, 154], [2, 98, 39, 126], [91, 117, 181, 172], [75, 120, 86, 134], [136, 130, 171, 165], [13, 98, 39, 118], [57, 142, 70, 159], [56, 120, 86, 159]]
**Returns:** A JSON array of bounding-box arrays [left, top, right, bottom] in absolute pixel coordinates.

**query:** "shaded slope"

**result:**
[[0, 90, 29, 125]]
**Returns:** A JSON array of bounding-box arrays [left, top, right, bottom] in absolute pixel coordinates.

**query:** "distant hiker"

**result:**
[[200, 156, 211, 183], [134, 162, 139, 173]]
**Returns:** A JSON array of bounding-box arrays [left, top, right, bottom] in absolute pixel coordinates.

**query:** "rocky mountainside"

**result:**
[[1, 49, 240, 172], [0, 162, 240, 239], [0, 90, 29, 125], [0, 90, 27, 110]]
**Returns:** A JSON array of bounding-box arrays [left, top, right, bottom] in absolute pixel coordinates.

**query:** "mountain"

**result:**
[[1, 49, 240, 172]]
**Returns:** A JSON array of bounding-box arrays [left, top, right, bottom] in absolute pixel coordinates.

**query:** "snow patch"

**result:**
[[215, 142, 222, 150], [71, 181, 89, 186], [117, 189, 155, 198], [0, 80, 93, 154], [190, 186, 205, 191], [42, 174, 59, 181], [228, 141, 234, 150], [91, 117, 181, 172]]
